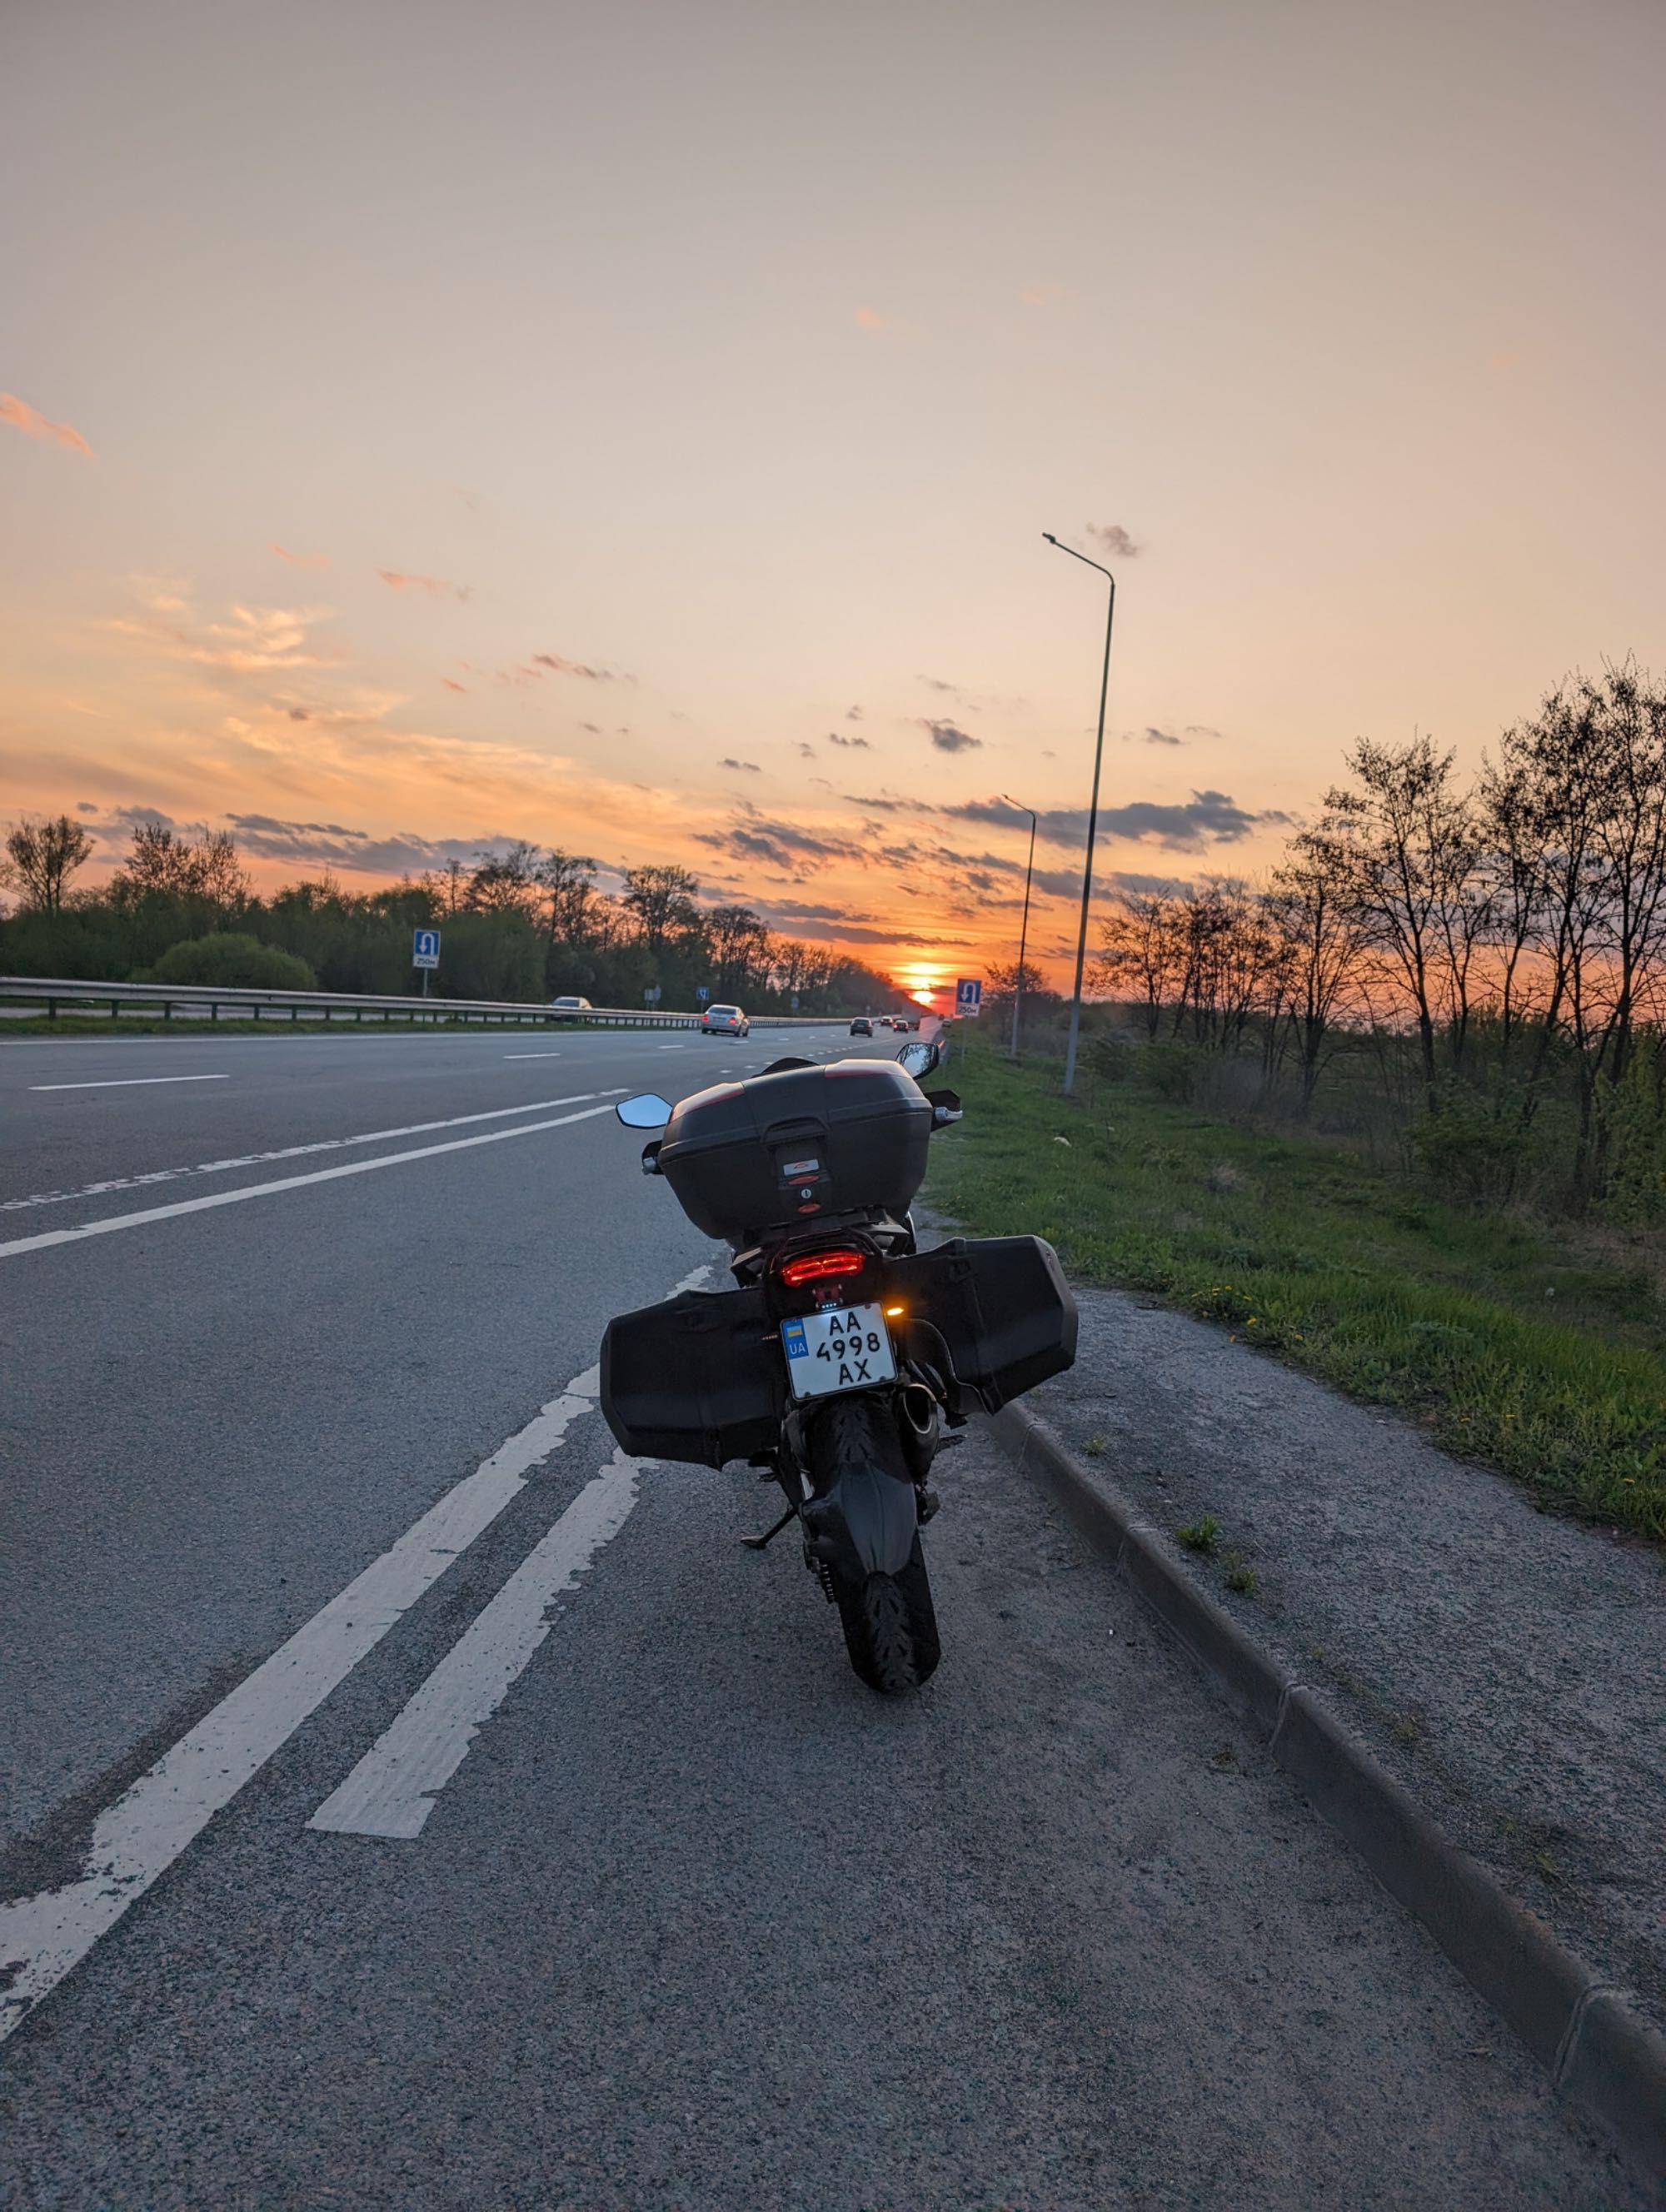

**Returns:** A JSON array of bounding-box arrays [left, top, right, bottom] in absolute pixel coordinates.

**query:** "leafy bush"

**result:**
[[147, 933, 317, 989]]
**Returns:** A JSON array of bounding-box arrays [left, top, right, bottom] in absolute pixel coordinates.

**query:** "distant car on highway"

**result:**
[[849, 1017, 873, 1037], [701, 1003, 751, 1038], [551, 994, 593, 1011]]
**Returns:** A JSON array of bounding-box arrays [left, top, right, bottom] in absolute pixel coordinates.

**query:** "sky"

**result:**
[[4, 0, 1664, 1004]]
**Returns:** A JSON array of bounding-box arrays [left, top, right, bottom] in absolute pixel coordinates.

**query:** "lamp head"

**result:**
[[1042, 531, 1058, 544]]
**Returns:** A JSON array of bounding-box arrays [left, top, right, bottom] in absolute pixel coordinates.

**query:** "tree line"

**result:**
[[0, 821, 898, 1015], [1087, 661, 1666, 1216]]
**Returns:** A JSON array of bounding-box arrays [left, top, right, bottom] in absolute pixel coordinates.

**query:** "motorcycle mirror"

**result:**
[[616, 1093, 673, 1130], [896, 1040, 940, 1079]]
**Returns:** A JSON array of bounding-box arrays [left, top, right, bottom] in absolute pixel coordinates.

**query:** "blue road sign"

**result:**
[[412, 928, 441, 970], [696, 985, 710, 1002], [955, 977, 983, 1018]]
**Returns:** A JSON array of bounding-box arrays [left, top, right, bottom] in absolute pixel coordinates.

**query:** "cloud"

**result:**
[[112, 596, 338, 675], [923, 719, 980, 754], [828, 731, 869, 749], [719, 757, 761, 773], [0, 391, 92, 456], [377, 570, 470, 602], [1085, 522, 1141, 559], [845, 706, 863, 721], [1142, 726, 1183, 746], [219, 812, 559, 876], [918, 675, 960, 695], [696, 807, 867, 874], [941, 788, 1284, 852], [441, 677, 467, 694], [798, 742, 816, 759], [854, 306, 886, 332], [528, 651, 628, 683], [272, 544, 329, 569]]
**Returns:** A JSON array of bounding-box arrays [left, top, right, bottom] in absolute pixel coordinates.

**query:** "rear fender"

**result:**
[[801, 1395, 919, 1577]]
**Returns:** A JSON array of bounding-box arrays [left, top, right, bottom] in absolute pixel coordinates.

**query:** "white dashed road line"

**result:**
[[310, 1447, 650, 1839], [1, 1091, 620, 1216], [29, 1074, 232, 1092], [0, 1102, 623, 1260], [0, 1263, 711, 2040]]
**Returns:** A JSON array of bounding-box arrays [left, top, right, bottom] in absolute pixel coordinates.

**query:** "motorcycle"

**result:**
[[600, 1037, 1077, 1693]]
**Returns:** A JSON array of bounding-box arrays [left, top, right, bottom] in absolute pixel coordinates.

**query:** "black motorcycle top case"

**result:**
[[656, 1060, 932, 1244]]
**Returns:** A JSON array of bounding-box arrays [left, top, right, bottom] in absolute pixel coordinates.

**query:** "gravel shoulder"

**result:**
[[1022, 1281, 1666, 2040]]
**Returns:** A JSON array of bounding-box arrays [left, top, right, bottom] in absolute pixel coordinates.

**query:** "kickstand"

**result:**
[[741, 1505, 798, 1552]]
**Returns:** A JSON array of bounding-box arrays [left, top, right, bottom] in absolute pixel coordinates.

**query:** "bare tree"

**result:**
[[110, 822, 249, 909], [1269, 837, 1371, 1111], [621, 864, 702, 952], [1092, 893, 1185, 1039], [2, 814, 94, 912], [1309, 736, 1481, 1104]]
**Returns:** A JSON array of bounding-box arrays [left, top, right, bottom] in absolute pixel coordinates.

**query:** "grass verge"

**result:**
[[924, 1037, 1666, 1544]]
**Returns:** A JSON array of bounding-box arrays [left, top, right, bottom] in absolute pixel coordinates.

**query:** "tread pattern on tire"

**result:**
[[834, 1547, 940, 1695]]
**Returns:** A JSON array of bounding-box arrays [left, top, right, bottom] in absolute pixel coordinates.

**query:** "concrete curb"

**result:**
[[990, 1397, 1666, 2203]]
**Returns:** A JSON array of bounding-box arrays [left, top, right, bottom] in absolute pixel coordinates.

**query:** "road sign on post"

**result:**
[[413, 928, 440, 1000], [643, 985, 661, 1005], [696, 985, 709, 1003], [955, 977, 983, 1018]]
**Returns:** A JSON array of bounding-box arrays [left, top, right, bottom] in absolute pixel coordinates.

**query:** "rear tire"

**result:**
[[832, 1540, 940, 1695]]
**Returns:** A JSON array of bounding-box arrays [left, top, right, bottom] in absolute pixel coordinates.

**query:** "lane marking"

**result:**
[[0, 1092, 620, 1216], [0, 1104, 621, 1260], [0, 1263, 711, 2039], [29, 1074, 231, 1093], [503, 1054, 562, 1060], [310, 1447, 649, 1839]]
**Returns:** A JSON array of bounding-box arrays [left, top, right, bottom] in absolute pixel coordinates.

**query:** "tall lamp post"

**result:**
[[1042, 531, 1117, 1096], [1000, 793, 1037, 1058]]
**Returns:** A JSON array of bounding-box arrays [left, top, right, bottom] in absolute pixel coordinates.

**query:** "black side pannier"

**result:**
[[884, 1235, 1077, 1411], [601, 1284, 786, 1468], [656, 1060, 931, 1245]]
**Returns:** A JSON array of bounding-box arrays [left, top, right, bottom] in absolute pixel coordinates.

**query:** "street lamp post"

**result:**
[[1000, 793, 1037, 1058], [1042, 531, 1117, 1096]]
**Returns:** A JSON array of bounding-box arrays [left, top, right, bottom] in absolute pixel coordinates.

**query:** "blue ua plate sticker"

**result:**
[[782, 1319, 809, 1362]]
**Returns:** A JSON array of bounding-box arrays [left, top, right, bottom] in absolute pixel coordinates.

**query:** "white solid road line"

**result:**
[[28, 1074, 232, 1092], [310, 1447, 649, 1839], [2, 1091, 620, 1216], [0, 1263, 711, 2040], [0, 1103, 620, 1261], [503, 1053, 562, 1060]]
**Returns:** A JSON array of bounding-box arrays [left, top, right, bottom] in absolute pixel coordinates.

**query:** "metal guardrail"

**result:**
[[0, 975, 856, 1030]]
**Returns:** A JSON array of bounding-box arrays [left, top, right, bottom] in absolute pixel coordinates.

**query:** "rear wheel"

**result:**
[[832, 1540, 940, 1695]]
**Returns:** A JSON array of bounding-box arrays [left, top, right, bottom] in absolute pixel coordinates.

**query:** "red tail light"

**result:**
[[777, 1248, 868, 1288]]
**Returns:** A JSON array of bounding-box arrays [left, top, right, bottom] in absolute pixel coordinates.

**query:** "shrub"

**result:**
[[147, 933, 317, 989]]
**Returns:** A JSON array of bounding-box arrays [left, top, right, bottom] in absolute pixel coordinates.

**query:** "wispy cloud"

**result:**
[[529, 651, 629, 683], [719, 757, 761, 773], [377, 570, 471, 602], [943, 789, 1284, 853], [111, 595, 338, 675], [923, 719, 980, 754], [272, 544, 329, 570], [829, 731, 870, 750], [1086, 522, 1141, 559], [441, 677, 467, 694], [0, 391, 92, 456], [854, 306, 886, 332]]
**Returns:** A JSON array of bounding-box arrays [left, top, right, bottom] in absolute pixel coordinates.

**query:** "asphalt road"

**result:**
[[0, 1026, 1630, 2209]]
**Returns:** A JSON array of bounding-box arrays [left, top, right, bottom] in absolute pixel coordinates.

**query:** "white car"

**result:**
[[701, 1003, 751, 1038], [550, 994, 593, 1011]]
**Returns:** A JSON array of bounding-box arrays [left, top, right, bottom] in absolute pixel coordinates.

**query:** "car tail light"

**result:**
[[776, 1248, 868, 1288]]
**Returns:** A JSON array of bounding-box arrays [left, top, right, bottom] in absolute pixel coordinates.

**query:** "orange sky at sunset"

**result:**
[[5, 1, 1664, 1004]]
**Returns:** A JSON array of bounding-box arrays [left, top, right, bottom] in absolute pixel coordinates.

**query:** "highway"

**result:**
[[0, 1027, 1624, 2208]]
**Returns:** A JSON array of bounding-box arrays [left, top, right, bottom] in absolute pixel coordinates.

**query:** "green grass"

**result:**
[[925, 1038, 1666, 1543]]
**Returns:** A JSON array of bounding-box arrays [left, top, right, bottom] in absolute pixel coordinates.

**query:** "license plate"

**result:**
[[780, 1303, 897, 1401]]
